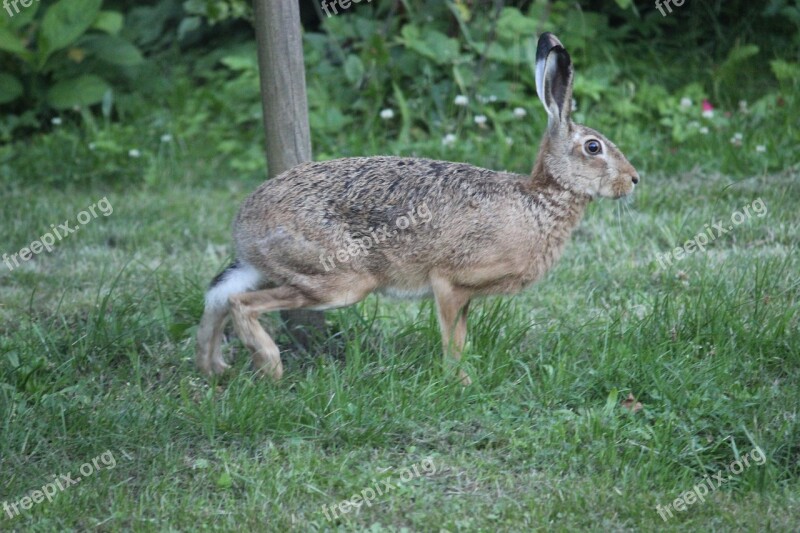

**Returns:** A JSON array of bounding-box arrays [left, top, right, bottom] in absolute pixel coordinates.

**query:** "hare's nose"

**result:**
[[631, 173, 640, 185]]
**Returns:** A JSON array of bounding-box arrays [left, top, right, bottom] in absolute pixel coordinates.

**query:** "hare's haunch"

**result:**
[[196, 33, 640, 385]]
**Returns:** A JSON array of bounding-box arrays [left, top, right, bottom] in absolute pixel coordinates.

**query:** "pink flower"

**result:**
[[702, 99, 715, 119]]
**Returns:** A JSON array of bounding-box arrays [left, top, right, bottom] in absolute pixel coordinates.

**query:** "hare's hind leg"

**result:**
[[196, 303, 230, 375], [228, 278, 377, 379], [228, 286, 314, 380], [197, 261, 261, 376], [431, 276, 473, 386]]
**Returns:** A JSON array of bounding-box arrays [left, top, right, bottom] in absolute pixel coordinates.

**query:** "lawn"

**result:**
[[1, 126, 798, 531], [2, 1, 800, 530]]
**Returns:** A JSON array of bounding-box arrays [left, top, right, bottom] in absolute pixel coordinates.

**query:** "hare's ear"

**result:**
[[535, 33, 573, 128]]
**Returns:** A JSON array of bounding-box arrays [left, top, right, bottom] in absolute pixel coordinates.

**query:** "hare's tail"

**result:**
[[205, 260, 262, 310], [196, 260, 262, 375]]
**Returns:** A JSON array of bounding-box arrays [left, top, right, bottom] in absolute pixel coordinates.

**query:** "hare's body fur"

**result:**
[[234, 156, 589, 301], [195, 33, 639, 385]]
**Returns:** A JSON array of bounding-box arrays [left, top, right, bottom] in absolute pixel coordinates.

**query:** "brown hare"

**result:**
[[196, 33, 639, 385]]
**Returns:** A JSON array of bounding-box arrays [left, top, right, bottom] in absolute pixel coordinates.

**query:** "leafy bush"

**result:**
[[0, 0, 143, 138], [2, 0, 798, 180]]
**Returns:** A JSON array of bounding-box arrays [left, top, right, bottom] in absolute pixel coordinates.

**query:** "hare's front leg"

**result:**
[[431, 276, 473, 386]]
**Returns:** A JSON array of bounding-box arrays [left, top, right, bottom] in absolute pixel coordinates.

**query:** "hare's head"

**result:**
[[535, 33, 639, 199]]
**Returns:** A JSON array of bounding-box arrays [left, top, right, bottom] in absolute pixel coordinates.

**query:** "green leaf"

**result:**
[[309, 106, 352, 134], [344, 54, 364, 85], [392, 83, 410, 145], [770, 59, 800, 84], [0, 73, 23, 104], [400, 25, 460, 65], [82, 35, 144, 66], [92, 11, 124, 35], [216, 472, 233, 490], [0, 26, 27, 56], [167, 322, 191, 341], [716, 44, 759, 82], [39, 0, 103, 63], [604, 388, 619, 414], [496, 8, 539, 39], [476, 41, 525, 65], [177, 16, 202, 41], [220, 54, 257, 72], [47, 75, 110, 109]]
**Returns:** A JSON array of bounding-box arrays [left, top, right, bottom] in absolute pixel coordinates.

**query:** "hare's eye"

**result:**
[[585, 140, 602, 155]]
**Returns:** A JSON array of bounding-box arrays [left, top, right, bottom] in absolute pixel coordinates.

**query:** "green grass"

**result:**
[[1, 115, 799, 531]]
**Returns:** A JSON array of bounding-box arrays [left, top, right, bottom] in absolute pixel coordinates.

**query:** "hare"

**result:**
[[196, 33, 639, 385]]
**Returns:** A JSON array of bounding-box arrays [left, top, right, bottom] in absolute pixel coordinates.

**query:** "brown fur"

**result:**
[[196, 33, 639, 385]]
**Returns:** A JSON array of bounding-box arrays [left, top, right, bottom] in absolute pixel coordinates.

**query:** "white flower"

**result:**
[[474, 114, 488, 127], [160, 134, 173, 143], [680, 97, 693, 108], [756, 145, 766, 153], [441, 133, 457, 146], [739, 100, 749, 113], [505, 136, 514, 146], [488, 94, 498, 103], [379, 108, 394, 120], [88, 142, 96, 151], [699, 126, 709, 135], [454, 95, 469, 106], [733, 132, 743, 140], [729, 133, 743, 147], [128, 149, 141, 158], [512, 107, 527, 119], [702, 109, 715, 119], [51, 117, 62, 125]]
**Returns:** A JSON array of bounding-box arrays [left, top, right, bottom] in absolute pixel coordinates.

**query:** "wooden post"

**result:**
[[253, 0, 326, 349]]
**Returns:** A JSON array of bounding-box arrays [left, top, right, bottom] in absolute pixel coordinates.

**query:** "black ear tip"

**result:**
[[539, 32, 560, 44], [536, 32, 565, 61]]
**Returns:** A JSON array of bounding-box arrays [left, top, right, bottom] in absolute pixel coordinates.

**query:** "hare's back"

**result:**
[[238, 156, 524, 226]]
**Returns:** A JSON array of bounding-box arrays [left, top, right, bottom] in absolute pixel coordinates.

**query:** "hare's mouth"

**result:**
[[608, 183, 634, 199], [612, 176, 638, 199]]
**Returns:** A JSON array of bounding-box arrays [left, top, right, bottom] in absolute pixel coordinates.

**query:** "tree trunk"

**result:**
[[253, 0, 326, 350]]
